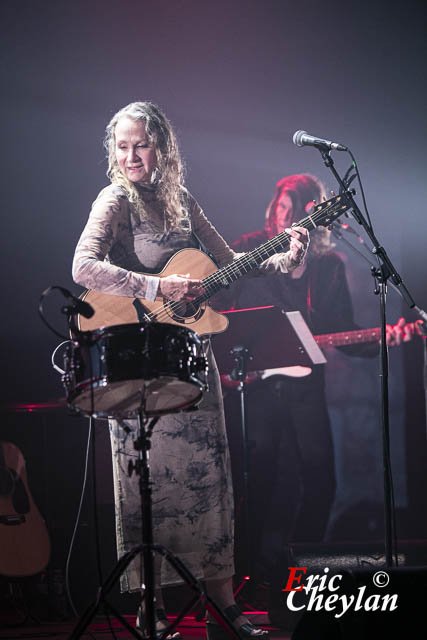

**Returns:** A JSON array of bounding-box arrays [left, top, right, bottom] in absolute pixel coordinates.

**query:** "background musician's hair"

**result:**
[[265, 173, 333, 255]]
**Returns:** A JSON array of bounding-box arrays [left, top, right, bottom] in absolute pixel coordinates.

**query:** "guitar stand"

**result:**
[[70, 410, 241, 640], [1, 579, 41, 629]]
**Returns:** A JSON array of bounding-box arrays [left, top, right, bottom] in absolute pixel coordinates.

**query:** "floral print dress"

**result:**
[[73, 184, 236, 590]]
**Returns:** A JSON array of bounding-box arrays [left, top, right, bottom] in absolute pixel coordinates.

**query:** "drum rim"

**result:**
[[68, 382, 204, 419], [65, 323, 207, 418], [85, 321, 201, 341]]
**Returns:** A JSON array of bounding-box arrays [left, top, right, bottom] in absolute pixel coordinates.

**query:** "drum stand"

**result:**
[[229, 345, 252, 581], [69, 407, 241, 640]]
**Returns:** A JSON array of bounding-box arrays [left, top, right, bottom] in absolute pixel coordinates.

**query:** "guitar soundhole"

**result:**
[[0, 468, 14, 496], [166, 300, 204, 323], [0, 468, 30, 514]]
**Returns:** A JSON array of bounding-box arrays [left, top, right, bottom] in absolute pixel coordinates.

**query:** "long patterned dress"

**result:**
[[72, 183, 294, 591], [72, 183, 241, 591]]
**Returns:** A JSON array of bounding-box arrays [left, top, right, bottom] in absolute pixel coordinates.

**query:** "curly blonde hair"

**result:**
[[104, 101, 186, 228], [265, 174, 333, 255]]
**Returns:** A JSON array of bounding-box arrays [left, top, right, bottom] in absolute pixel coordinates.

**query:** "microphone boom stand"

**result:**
[[319, 148, 416, 568]]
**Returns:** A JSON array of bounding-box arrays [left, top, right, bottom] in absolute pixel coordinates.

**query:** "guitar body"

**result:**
[[0, 442, 50, 577], [78, 248, 229, 336]]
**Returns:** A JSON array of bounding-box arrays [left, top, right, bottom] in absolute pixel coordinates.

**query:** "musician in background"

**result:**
[[218, 173, 415, 614], [72, 102, 308, 639]]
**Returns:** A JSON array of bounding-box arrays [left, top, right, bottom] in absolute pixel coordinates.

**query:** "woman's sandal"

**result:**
[[136, 606, 182, 639], [206, 604, 270, 639]]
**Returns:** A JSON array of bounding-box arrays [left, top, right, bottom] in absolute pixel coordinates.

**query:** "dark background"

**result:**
[[1, 0, 426, 613]]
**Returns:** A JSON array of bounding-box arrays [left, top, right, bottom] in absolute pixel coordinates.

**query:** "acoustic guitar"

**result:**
[[77, 194, 351, 336], [0, 441, 50, 576]]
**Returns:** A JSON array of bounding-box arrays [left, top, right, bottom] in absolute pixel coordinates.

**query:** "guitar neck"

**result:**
[[196, 195, 348, 302], [315, 327, 381, 347], [315, 321, 420, 348], [200, 232, 291, 297]]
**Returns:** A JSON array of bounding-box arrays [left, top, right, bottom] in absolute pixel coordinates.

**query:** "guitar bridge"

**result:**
[[132, 299, 151, 323]]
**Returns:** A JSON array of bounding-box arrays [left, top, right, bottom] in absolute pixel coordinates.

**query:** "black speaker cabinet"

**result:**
[[268, 541, 427, 637], [291, 566, 427, 640]]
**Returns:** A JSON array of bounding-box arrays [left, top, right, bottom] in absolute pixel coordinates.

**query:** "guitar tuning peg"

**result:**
[[330, 190, 336, 197]]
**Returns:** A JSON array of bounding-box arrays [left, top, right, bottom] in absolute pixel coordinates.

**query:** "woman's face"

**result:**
[[274, 189, 316, 233], [274, 191, 294, 233], [114, 116, 157, 184]]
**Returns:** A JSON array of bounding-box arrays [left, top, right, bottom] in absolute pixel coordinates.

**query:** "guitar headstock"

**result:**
[[306, 194, 351, 228]]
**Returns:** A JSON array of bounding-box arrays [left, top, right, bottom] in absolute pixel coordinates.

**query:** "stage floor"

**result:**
[[0, 613, 287, 640]]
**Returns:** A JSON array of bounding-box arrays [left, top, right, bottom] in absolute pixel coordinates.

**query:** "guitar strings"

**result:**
[[145, 197, 346, 325], [158, 198, 344, 323], [199, 197, 345, 292]]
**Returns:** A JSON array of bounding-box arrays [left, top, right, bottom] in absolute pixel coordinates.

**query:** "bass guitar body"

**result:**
[[78, 249, 229, 336], [0, 442, 50, 577]]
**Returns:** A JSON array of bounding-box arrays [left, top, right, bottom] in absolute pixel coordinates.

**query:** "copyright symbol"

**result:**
[[373, 571, 389, 588]]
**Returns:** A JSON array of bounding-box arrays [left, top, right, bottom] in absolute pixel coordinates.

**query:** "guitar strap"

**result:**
[[191, 230, 219, 268], [114, 184, 218, 265], [180, 187, 220, 267]]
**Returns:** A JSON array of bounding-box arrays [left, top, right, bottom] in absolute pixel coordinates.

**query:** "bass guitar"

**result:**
[[221, 321, 421, 386], [77, 194, 350, 336], [0, 441, 50, 576]]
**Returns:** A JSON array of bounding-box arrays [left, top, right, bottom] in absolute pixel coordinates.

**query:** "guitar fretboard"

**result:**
[[315, 328, 381, 347], [198, 195, 348, 301]]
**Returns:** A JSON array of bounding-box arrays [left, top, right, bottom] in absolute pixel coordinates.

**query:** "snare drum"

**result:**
[[63, 323, 207, 418]]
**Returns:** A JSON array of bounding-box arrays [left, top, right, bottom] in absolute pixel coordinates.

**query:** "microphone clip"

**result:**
[[61, 303, 81, 316]]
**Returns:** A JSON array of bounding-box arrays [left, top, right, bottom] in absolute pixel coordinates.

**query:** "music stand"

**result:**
[[212, 306, 326, 374], [212, 306, 325, 581]]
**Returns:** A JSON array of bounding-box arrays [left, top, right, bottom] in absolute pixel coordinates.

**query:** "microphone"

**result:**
[[293, 130, 347, 152], [330, 221, 365, 244], [339, 221, 365, 243], [58, 286, 94, 319]]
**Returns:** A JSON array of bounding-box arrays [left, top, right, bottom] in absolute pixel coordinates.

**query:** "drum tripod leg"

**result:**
[[70, 410, 241, 640]]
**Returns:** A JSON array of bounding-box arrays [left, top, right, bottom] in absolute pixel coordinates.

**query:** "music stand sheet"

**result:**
[[212, 306, 326, 374]]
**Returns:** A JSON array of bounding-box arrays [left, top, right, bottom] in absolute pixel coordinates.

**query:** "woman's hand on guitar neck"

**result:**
[[386, 317, 424, 347], [159, 273, 206, 302], [286, 225, 310, 266]]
